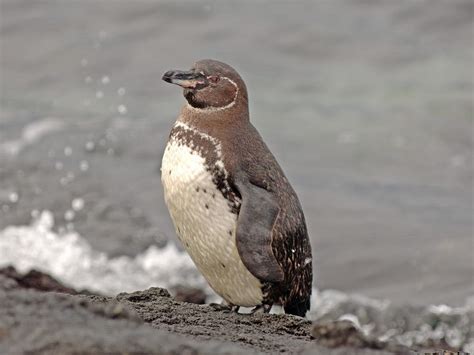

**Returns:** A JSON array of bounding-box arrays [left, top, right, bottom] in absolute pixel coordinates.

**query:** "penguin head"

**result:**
[[162, 59, 248, 111]]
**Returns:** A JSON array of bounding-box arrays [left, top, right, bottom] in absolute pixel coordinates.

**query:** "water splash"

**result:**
[[0, 118, 65, 156], [0, 211, 206, 295], [309, 289, 473, 352]]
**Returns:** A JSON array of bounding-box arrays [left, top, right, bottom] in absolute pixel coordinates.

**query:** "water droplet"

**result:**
[[9, 192, 19, 203], [105, 130, 116, 141], [55, 161, 64, 170], [64, 146, 72, 156], [80, 58, 88, 67], [96, 90, 104, 99], [83, 99, 91, 106], [84, 76, 92, 84], [80, 160, 89, 171], [117, 87, 126, 96], [31, 209, 40, 219], [101, 76, 110, 85], [117, 104, 127, 115], [64, 210, 75, 221], [85, 141, 95, 151], [72, 198, 85, 211]]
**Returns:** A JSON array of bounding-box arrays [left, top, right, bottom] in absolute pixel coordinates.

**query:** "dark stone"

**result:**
[[0, 265, 78, 294], [173, 286, 207, 304]]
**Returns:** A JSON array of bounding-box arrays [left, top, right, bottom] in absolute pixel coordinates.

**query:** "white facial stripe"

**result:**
[[186, 76, 239, 113]]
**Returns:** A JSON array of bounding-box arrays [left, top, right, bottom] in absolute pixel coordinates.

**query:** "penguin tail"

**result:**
[[284, 296, 310, 317]]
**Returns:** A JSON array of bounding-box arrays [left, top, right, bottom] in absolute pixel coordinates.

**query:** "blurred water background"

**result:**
[[0, 0, 472, 319]]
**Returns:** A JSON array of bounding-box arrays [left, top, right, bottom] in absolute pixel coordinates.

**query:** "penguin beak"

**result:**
[[162, 70, 207, 89]]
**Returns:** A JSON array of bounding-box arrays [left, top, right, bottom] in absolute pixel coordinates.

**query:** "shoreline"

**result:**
[[1, 267, 471, 354]]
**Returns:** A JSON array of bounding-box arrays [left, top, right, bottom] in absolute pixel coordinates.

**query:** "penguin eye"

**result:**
[[208, 75, 220, 84]]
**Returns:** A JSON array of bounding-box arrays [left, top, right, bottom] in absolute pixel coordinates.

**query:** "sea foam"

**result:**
[[0, 210, 206, 295]]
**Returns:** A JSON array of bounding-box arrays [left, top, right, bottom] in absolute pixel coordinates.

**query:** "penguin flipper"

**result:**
[[234, 179, 285, 283]]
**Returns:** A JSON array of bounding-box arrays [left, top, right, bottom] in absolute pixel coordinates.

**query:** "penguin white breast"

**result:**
[[161, 122, 263, 307]]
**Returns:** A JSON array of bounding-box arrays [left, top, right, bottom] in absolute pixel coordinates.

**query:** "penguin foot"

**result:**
[[210, 302, 241, 313], [250, 303, 272, 314]]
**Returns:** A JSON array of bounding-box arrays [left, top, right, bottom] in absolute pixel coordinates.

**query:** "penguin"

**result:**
[[161, 59, 312, 317]]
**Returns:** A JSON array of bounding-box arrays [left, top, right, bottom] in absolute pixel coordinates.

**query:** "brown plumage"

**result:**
[[162, 59, 312, 317]]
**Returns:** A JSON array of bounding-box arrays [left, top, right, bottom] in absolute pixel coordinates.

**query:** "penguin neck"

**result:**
[[179, 99, 250, 132]]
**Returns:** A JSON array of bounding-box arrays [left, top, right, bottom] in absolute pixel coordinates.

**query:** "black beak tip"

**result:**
[[162, 71, 174, 83]]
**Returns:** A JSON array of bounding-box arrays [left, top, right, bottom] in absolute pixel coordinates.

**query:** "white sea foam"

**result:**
[[0, 210, 206, 295]]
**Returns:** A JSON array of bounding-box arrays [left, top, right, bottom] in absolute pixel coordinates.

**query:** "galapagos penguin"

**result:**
[[161, 59, 312, 317]]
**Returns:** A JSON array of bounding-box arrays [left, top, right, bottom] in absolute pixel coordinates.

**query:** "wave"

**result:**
[[0, 210, 206, 295]]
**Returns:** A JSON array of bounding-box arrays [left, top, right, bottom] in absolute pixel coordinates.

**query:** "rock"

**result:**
[[116, 286, 171, 302], [0, 272, 415, 354], [0, 287, 254, 355], [0, 274, 18, 290], [173, 286, 207, 304], [88, 299, 143, 322], [0, 265, 78, 294], [312, 320, 412, 354], [109, 288, 400, 354]]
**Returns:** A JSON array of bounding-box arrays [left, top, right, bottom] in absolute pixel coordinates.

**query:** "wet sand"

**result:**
[[0, 0, 473, 306]]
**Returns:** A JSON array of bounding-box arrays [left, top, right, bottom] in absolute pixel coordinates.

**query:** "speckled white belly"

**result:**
[[161, 132, 262, 307]]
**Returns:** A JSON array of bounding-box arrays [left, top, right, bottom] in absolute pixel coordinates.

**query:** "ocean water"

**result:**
[[1, 0, 473, 347]]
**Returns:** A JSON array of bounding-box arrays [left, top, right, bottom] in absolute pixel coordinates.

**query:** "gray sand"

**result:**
[[0, 280, 407, 354]]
